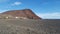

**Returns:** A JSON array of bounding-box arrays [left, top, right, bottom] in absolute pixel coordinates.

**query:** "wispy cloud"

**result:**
[[11, 2, 22, 6], [38, 12, 60, 19], [0, 10, 9, 13]]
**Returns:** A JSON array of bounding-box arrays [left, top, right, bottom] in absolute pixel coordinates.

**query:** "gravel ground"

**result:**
[[0, 19, 60, 34]]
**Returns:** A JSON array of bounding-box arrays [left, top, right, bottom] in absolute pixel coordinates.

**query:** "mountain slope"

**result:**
[[2, 9, 41, 19]]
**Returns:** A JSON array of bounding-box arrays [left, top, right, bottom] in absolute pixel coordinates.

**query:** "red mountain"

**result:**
[[2, 9, 41, 19]]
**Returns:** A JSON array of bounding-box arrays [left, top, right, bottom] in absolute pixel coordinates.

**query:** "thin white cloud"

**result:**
[[0, 10, 9, 13], [37, 12, 60, 19], [12, 2, 22, 6]]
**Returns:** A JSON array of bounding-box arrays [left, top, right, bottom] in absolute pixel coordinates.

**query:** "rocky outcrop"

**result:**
[[1, 9, 41, 19]]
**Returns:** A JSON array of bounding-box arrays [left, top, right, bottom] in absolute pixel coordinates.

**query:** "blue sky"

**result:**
[[0, 0, 60, 19]]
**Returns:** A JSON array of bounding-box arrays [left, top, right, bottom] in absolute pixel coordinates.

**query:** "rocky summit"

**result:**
[[1, 9, 41, 19]]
